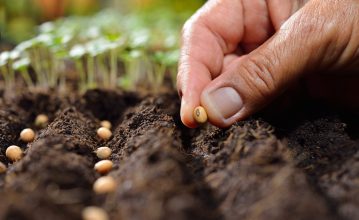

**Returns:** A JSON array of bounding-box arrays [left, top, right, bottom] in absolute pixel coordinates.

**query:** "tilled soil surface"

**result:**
[[0, 89, 358, 220]]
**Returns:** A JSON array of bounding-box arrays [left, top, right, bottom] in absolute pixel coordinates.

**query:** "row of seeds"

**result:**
[[82, 120, 115, 220], [0, 115, 114, 220]]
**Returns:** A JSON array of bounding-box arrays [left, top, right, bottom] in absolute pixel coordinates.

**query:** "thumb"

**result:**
[[200, 1, 357, 127]]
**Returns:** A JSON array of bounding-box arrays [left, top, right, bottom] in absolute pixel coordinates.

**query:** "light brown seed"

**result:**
[[96, 147, 112, 159], [100, 120, 112, 130], [97, 127, 112, 141], [20, 128, 35, 142], [93, 176, 116, 194], [94, 160, 113, 174], [6, 145, 23, 161], [82, 206, 109, 220], [193, 106, 208, 124], [35, 114, 49, 128], [0, 162, 7, 173]]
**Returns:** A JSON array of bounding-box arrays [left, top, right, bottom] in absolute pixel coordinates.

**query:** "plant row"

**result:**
[[0, 9, 183, 92]]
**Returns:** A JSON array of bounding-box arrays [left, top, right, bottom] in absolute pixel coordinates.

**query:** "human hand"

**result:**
[[177, 0, 359, 128]]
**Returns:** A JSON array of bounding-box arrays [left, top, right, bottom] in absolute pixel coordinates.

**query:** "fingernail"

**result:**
[[206, 87, 243, 119]]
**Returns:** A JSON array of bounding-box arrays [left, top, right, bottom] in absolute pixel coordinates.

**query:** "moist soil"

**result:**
[[0, 88, 358, 220]]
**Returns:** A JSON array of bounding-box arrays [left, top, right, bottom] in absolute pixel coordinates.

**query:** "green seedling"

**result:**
[[12, 57, 34, 87], [7, 8, 188, 92], [0, 51, 11, 89], [70, 45, 87, 91]]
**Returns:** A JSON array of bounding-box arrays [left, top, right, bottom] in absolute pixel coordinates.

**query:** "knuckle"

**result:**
[[239, 54, 277, 98]]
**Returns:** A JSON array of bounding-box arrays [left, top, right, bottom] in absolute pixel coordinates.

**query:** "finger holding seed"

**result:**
[[6, 145, 23, 161], [96, 147, 112, 159], [100, 120, 112, 130], [20, 128, 35, 142], [94, 160, 113, 174], [97, 127, 112, 141], [0, 162, 7, 173], [93, 176, 116, 194], [35, 114, 49, 128], [193, 106, 208, 124], [82, 206, 109, 220]]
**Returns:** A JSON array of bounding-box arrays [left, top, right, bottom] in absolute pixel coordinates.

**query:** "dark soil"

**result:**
[[0, 88, 358, 220]]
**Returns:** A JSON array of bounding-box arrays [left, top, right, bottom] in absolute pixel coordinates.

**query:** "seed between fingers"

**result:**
[[193, 106, 208, 124]]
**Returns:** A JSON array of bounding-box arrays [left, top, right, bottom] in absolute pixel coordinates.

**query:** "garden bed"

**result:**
[[0, 87, 358, 220]]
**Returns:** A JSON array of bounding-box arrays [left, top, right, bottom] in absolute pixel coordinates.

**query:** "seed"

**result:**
[[0, 162, 7, 173], [20, 128, 35, 142], [93, 176, 116, 194], [97, 127, 112, 141], [94, 160, 113, 174], [35, 114, 49, 128], [96, 147, 112, 159], [6, 145, 23, 161], [193, 106, 208, 124], [100, 120, 112, 130], [82, 206, 109, 220]]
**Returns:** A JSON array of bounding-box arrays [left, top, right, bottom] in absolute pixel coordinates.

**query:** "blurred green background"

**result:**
[[0, 0, 205, 47]]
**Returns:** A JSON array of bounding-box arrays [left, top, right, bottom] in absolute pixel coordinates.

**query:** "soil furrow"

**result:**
[[105, 93, 220, 219], [0, 107, 101, 220]]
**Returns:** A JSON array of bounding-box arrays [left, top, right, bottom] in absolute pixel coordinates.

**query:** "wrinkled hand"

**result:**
[[177, 0, 359, 128]]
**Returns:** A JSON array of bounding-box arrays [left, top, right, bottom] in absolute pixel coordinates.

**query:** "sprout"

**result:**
[[6, 145, 23, 162], [130, 29, 150, 48], [193, 106, 208, 124], [14, 39, 36, 52], [9, 50, 21, 60], [36, 33, 53, 47], [86, 27, 101, 39], [70, 45, 86, 58], [39, 22, 55, 33], [12, 57, 34, 87], [70, 45, 87, 91], [0, 51, 10, 64], [0, 51, 13, 90], [94, 160, 113, 174]]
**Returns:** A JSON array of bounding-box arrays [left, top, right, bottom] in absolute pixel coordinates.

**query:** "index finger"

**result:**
[[177, 0, 244, 128]]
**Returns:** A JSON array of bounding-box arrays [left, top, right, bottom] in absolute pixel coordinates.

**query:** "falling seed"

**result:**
[[0, 162, 7, 173], [20, 128, 35, 142], [193, 106, 208, 124], [35, 114, 49, 128], [96, 147, 112, 159], [82, 206, 109, 220], [6, 145, 23, 161], [94, 160, 113, 174], [97, 127, 112, 141], [100, 120, 112, 130], [93, 176, 116, 194]]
